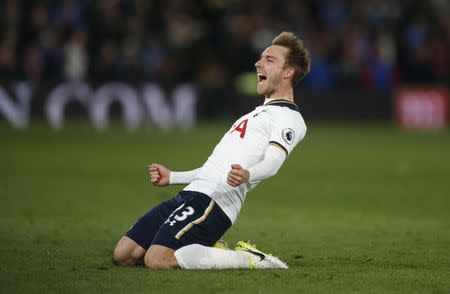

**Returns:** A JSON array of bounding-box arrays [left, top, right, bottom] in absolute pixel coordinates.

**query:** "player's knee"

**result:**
[[144, 254, 163, 269], [113, 246, 131, 266], [144, 253, 173, 269], [113, 242, 143, 266]]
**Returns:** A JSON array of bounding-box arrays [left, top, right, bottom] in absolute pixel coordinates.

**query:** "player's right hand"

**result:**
[[148, 163, 170, 186]]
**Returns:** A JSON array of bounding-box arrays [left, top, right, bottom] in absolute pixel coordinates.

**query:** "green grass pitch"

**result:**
[[1, 121, 449, 293]]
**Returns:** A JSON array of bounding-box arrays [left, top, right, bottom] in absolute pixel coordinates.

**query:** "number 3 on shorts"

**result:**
[[174, 206, 195, 221]]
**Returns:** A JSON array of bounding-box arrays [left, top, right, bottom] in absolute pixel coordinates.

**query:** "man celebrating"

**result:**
[[113, 32, 310, 269]]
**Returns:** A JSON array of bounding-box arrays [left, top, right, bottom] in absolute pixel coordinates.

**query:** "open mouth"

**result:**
[[257, 73, 267, 83]]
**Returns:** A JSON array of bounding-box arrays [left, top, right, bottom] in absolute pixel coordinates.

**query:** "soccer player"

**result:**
[[113, 32, 310, 269]]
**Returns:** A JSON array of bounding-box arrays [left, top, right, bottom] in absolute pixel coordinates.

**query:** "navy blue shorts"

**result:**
[[125, 191, 231, 250]]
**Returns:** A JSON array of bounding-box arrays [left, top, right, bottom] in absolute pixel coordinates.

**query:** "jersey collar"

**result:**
[[263, 99, 299, 112]]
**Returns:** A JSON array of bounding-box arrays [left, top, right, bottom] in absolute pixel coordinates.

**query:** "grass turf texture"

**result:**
[[1, 121, 449, 293]]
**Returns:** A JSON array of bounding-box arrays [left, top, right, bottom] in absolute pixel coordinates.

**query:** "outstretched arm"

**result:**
[[170, 168, 201, 184], [148, 163, 200, 186], [227, 145, 286, 187]]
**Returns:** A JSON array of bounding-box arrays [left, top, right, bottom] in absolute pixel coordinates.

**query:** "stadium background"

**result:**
[[1, 0, 448, 122], [1, 0, 449, 293]]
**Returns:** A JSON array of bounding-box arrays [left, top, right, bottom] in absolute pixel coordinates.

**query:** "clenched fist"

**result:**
[[148, 163, 171, 186], [227, 164, 250, 187]]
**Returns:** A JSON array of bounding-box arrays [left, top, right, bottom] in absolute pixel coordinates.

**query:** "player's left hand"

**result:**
[[227, 164, 250, 187]]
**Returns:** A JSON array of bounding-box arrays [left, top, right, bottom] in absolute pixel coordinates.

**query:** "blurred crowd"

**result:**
[[0, 0, 449, 91]]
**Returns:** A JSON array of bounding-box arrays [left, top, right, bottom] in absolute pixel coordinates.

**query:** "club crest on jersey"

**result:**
[[282, 128, 295, 145]]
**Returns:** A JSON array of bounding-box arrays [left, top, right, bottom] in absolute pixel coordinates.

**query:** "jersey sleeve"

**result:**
[[268, 111, 307, 156], [248, 144, 286, 183], [170, 168, 201, 184]]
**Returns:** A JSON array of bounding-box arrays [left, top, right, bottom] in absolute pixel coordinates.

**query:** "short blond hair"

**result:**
[[272, 32, 311, 86]]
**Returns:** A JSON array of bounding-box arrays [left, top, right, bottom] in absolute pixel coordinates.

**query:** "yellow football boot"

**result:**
[[212, 239, 229, 250], [234, 241, 288, 269]]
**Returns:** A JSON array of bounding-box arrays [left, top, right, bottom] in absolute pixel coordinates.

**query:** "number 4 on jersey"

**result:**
[[230, 119, 248, 139]]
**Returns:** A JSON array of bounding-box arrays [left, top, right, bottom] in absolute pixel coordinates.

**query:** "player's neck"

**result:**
[[264, 87, 294, 104]]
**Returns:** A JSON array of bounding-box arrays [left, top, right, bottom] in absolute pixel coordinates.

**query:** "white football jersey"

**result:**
[[184, 99, 307, 223]]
